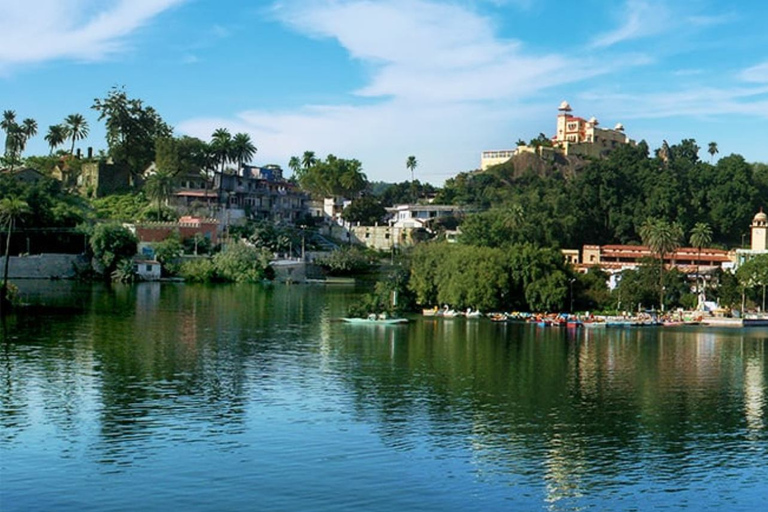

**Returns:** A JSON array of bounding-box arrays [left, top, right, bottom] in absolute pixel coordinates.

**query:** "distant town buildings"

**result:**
[[480, 101, 635, 170]]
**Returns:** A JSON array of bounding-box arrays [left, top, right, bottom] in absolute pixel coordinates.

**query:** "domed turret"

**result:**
[[753, 208, 767, 226], [614, 123, 624, 131], [558, 100, 572, 112], [588, 116, 599, 125]]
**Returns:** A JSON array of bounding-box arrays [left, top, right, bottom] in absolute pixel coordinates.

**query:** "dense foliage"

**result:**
[[315, 246, 378, 276], [409, 242, 587, 312], [179, 241, 273, 283], [439, 139, 764, 249], [89, 223, 138, 278]]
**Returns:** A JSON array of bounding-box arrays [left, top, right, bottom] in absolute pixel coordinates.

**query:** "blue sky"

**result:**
[[3, 0, 768, 184]]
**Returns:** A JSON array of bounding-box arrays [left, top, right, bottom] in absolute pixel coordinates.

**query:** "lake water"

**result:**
[[1, 282, 767, 511]]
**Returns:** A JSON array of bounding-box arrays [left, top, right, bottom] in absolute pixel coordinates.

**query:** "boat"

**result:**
[[465, 308, 483, 319], [441, 305, 461, 318], [422, 306, 440, 317], [342, 316, 409, 325]]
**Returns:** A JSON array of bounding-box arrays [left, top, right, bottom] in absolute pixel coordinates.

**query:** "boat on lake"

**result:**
[[341, 316, 409, 325]]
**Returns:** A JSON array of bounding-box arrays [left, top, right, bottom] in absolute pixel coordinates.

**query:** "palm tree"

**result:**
[[144, 170, 176, 220], [301, 150, 318, 171], [288, 156, 301, 177], [210, 128, 232, 172], [640, 218, 683, 311], [1, 110, 17, 157], [689, 222, 713, 304], [44, 124, 68, 154], [231, 133, 257, 169], [406, 155, 418, 182], [64, 113, 89, 156], [19, 118, 37, 153], [0, 197, 30, 313], [707, 141, 718, 163]]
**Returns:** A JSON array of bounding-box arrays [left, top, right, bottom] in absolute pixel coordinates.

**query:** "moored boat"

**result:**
[[342, 317, 409, 325]]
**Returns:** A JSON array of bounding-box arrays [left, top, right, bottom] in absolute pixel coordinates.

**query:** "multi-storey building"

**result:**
[[480, 101, 634, 170]]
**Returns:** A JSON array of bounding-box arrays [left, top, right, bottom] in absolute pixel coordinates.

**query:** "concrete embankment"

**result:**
[[0, 254, 89, 279]]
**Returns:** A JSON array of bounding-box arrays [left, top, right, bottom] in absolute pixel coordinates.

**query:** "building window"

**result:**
[[146, 265, 153, 272]]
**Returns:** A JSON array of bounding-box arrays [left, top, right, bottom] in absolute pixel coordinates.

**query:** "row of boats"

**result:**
[[422, 306, 704, 328]]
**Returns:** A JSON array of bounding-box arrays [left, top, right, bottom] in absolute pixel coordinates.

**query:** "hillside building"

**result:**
[[480, 101, 635, 170]]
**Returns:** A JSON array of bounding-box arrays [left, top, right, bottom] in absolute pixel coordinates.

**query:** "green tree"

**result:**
[[0, 197, 30, 312], [231, 133, 257, 168], [639, 218, 683, 311], [213, 241, 273, 282], [144, 170, 176, 220], [153, 232, 184, 275], [737, 254, 768, 311], [19, 118, 37, 154], [341, 196, 387, 225], [89, 223, 138, 278], [406, 155, 418, 182], [302, 150, 318, 170], [210, 128, 232, 172], [64, 113, 89, 156], [707, 141, 718, 163], [689, 221, 713, 302], [288, 156, 302, 180], [298, 154, 369, 198], [92, 86, 172, 175], [44, 124, 68, 154]]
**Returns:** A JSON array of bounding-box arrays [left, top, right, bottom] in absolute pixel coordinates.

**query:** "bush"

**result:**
[[89, 223, 138, 277], [316, 246, 377, 276], [179, 258, 217, 283], [212, 241, 273, 283]]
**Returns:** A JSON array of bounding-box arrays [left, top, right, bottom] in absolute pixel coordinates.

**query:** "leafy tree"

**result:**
[[316, 246, 377, 276], [64, 113, 89, 156], [507, 243, 569, 311], [0, 197, 30, 312], [89, 223, 138, 278], [91, 193, 150, 222], [341, 196, 387, 225], [298, 154, 368, 198], [374, 180, 438, 206], [736, 254, 768, 311], [44, 124, 68, 154], [574, 266, 611, 312], [639, 218, 683, 311], [91, 86, 172, 175], [179, 257, 217, 282], [153, 232, 184, 275], [613, 260, 690, 312], [213, 241, 273, 282]]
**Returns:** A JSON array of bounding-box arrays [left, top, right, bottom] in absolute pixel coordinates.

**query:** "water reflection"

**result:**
[[2, 283, 768, 511]]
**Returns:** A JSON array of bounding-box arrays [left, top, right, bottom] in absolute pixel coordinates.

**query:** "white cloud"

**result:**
[[179, 0, 618, 182], [0, 0, 185, 69], [590, 0, 671, 49], [579, 85, 768, 120], [740, 61, 768, 84]]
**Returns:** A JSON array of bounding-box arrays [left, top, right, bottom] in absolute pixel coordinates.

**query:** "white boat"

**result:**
[[465, 308, 483, 318], [341, 317, 409, 325]]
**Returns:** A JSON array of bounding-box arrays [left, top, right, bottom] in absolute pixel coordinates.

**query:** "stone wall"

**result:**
[[0, 254, 89, 279]]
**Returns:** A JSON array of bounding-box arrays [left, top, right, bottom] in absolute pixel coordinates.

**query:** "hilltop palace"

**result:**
[[481, 101, 636, 170]]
